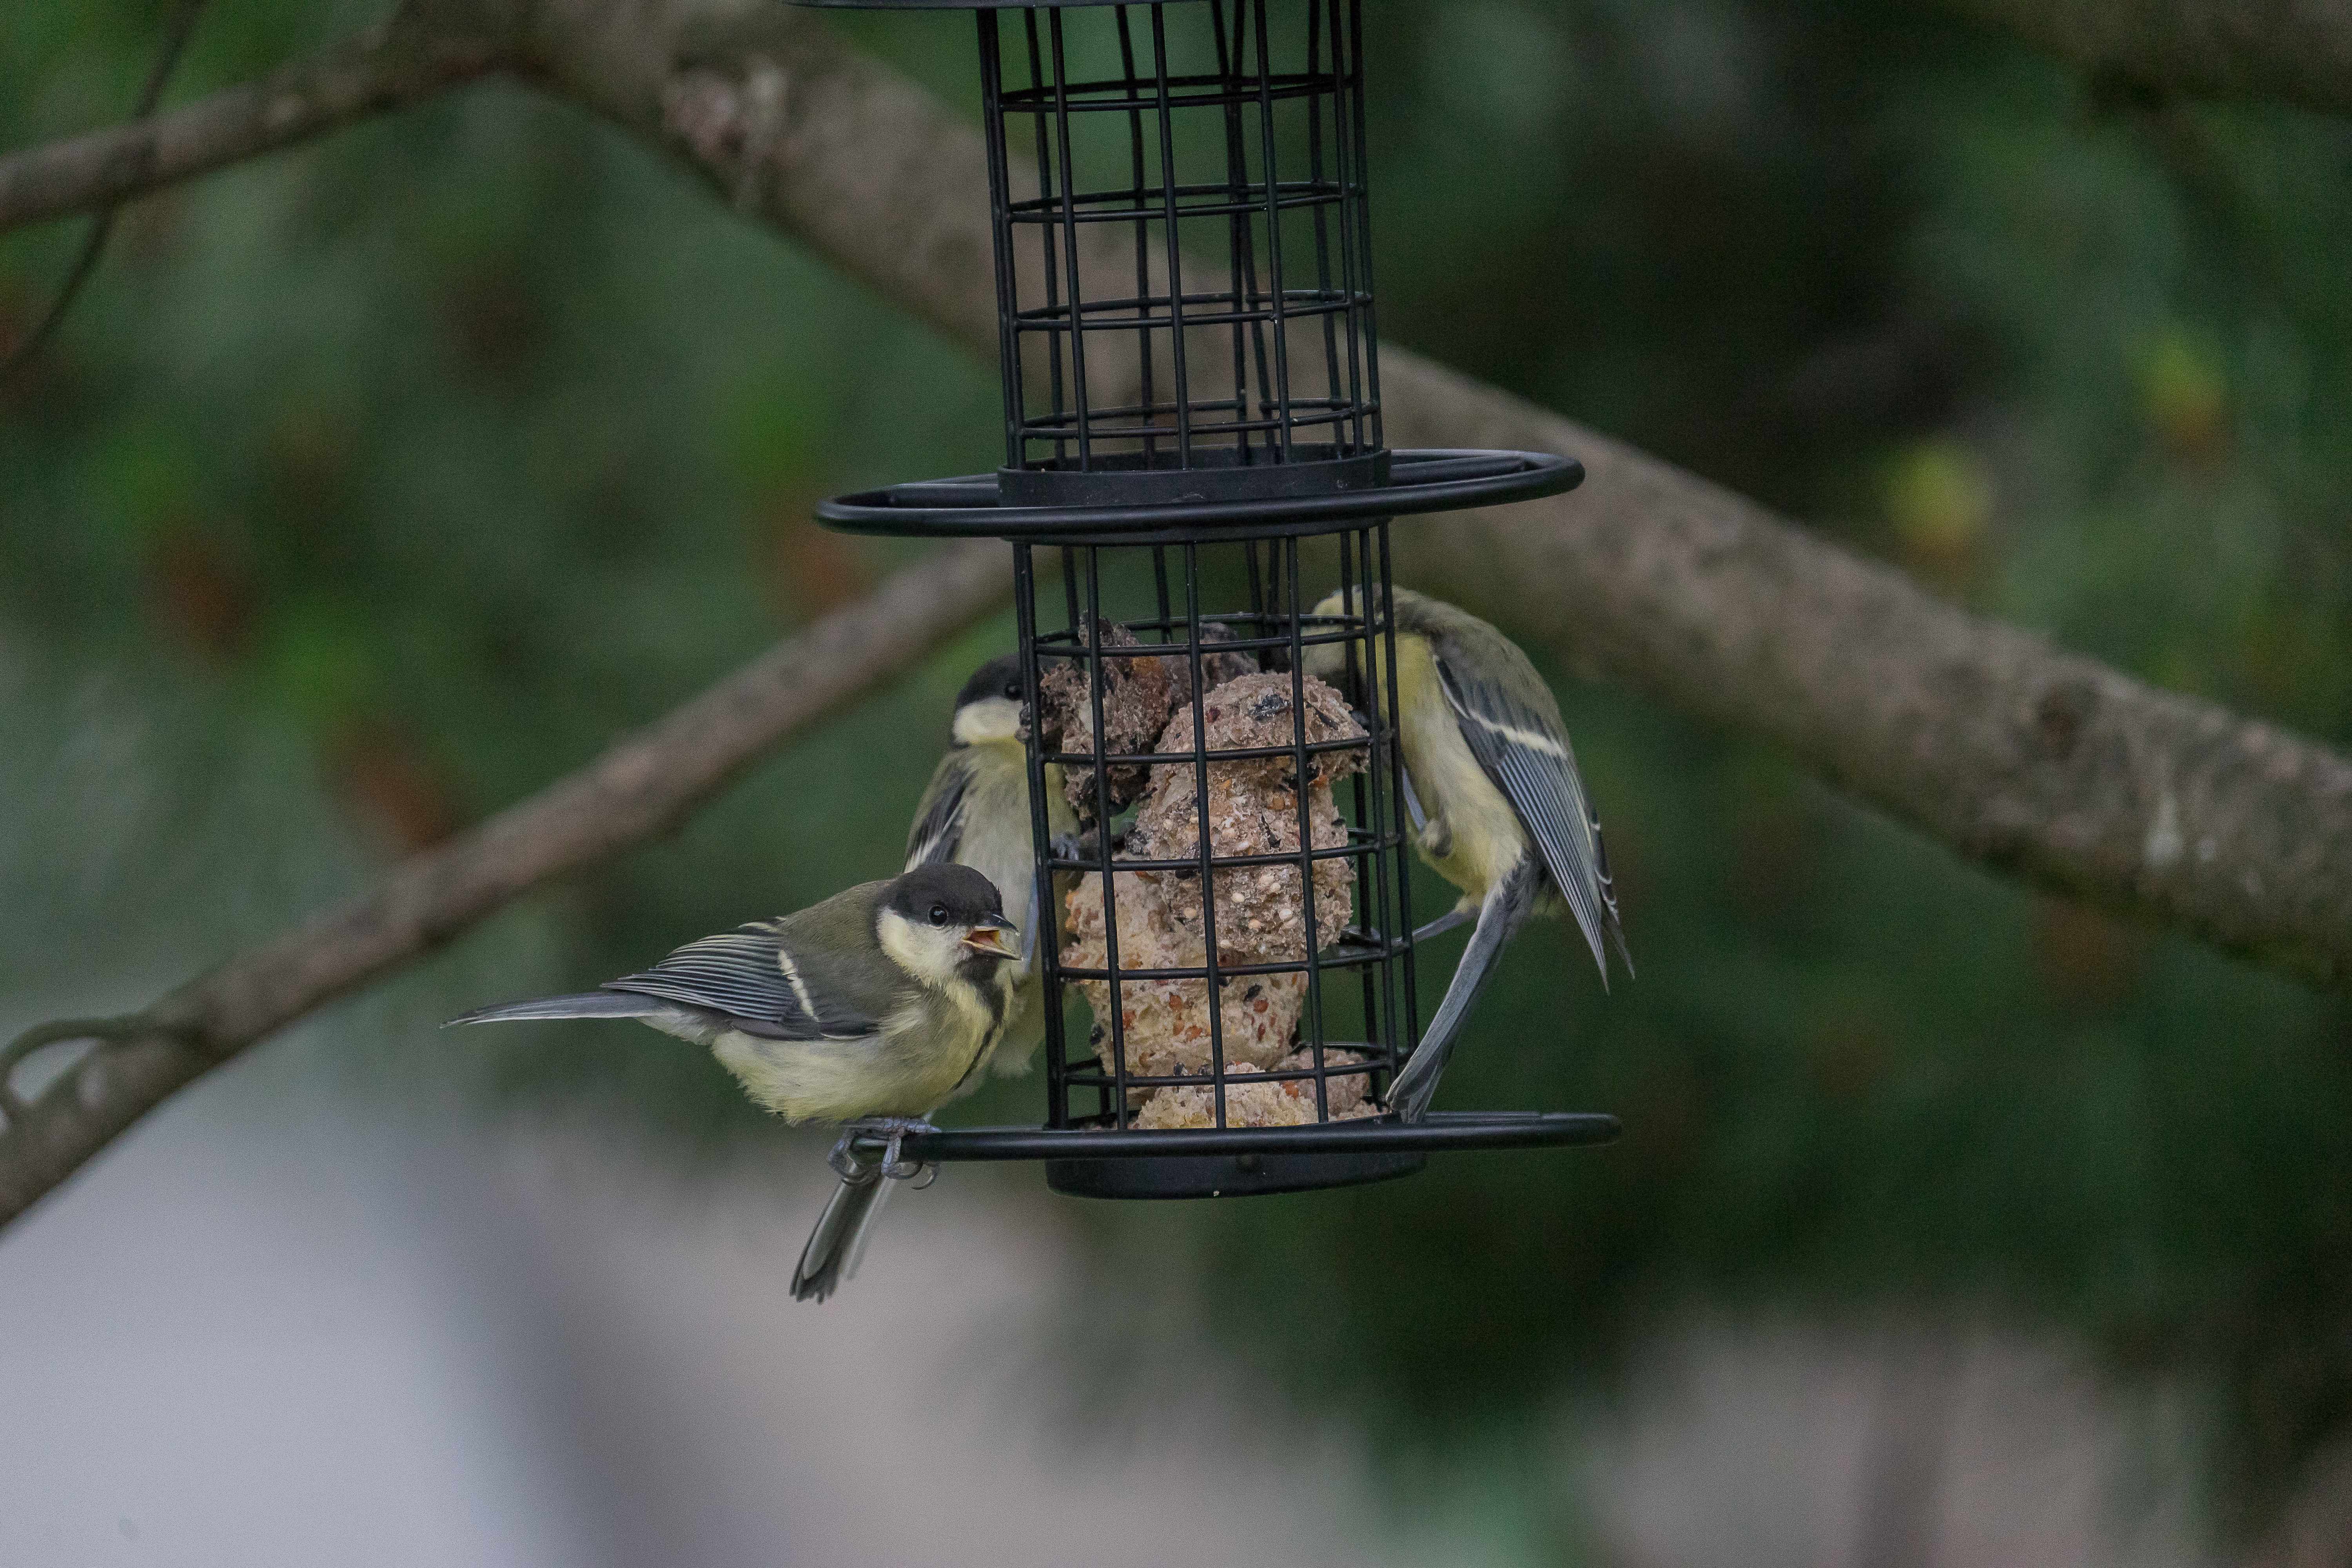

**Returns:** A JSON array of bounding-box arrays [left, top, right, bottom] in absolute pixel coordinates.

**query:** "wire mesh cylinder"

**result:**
[[978, 0, 1383, 506], [791, 0, 1614, 1196], [1014, 521, 1417, 1193]]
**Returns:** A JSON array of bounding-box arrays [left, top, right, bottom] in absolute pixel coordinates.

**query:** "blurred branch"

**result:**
[[1927, 0, 2352, 119], [0, 0, 210, 381], [8, 0, 2346, 249], [0, 5, 508, 235], [0, 541, 1009, 1229], [533, 2, 2352, 986], [1383, 384, 2352, 992]]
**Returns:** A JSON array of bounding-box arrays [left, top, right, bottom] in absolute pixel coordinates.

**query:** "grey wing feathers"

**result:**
[[604, 922, 859, 1040], [905, 755, 969, 869], [1433, 646, 1629, 981]]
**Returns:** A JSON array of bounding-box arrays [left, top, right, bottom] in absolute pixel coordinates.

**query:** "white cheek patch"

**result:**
[[877, 908, 924, 975], [877, 908, 962, 988], [1300, 592, 1383, 685], [952, 698, 1024, 747]]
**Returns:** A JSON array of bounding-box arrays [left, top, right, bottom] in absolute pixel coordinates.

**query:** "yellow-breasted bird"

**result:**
[[448, 864, 1021, 1302], [1306, 586, 1628, 1120], [904, 653, 1078, 1079]]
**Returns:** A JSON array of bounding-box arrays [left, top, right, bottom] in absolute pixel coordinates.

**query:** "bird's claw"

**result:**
[[825, 1132, 864, 1181], [833, 1116, 939, 1184], [1410, 908, 1474, 944]]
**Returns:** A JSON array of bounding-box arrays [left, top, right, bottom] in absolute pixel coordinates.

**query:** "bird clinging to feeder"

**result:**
[[1307, 587, 1630, 1121], [452, 864, 1023, 1300], [906, 653, 1082, 1078]]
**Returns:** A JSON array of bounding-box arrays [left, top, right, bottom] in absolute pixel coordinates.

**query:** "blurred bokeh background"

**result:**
[[4, 0, 2348, 1562]]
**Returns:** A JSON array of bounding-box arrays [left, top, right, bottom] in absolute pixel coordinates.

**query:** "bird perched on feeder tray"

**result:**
[[448, 864, 1021, 1302], [904, 653, 1080, 1079], [1305, 586, 1630, 1121]]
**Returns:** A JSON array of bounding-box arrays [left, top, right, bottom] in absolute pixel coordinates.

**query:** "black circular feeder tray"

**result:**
[[795, 0, 1218, 9], [815, 448, 1583, 541], [852, 1111, 1620, 1199]]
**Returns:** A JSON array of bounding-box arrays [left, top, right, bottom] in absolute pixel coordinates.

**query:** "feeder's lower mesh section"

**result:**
[[1020, 526, 1419, 1142], [1059, 666, 1367, 1125]]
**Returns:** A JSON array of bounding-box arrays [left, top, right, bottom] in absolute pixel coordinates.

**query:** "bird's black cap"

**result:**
[[885, 863, 1007, 926], [955, 654, 1024, 711]]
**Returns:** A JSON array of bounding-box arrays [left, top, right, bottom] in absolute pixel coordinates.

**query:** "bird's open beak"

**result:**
[[962, 915, 1019, 958]]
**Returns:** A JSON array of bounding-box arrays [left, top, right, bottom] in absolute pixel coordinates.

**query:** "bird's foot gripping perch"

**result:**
[[829, 1116, 940, 1188], [796, 1117, 941, 1303]]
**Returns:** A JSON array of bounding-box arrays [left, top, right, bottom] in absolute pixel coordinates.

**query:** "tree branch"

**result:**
[[9, 0, 2344, 247], [1927, 0, 2352, 120], [539, 2, 2352, 985], [1383, 378, 2352, 989], [0, 540, 1008, 1228], [0, 7, 508, 234]]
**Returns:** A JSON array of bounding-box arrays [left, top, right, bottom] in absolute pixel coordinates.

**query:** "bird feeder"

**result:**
[[800, 0, 1616, 1196]]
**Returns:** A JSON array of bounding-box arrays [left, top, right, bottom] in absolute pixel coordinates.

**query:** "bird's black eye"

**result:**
[[929, 904, 949, 926], [1003, 681, 1021, 700]]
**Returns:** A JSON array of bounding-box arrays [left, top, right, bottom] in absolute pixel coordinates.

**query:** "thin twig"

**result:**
[[0, 1014, 193, 1123], [0, 10, 509, 236], [0, 0, 211, 381]]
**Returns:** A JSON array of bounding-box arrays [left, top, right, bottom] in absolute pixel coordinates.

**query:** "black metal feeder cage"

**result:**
[[798, 0, 1617, 1197]]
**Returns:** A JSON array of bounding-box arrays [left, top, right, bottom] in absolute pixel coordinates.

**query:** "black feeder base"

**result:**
[[871, 1112, 1621, 1200], [1047, 1148, 1426, 1200]]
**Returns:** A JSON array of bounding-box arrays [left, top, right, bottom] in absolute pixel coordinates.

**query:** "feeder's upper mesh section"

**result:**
[[979, 0, 1383, 492]]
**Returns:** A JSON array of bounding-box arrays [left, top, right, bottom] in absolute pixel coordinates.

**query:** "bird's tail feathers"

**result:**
[[791, 1168, 898, 1303], [1388, 869, 1533, 1122], [1606, 920, 1636, 983], [444, 992, 664, 1027], [1565, 897, 1611, 993]]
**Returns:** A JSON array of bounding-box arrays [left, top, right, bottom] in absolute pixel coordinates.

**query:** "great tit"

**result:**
[[905, 654, 1079, 1079], [448, 864, 1021, 1301], [1306, 587, 1629, 1120]]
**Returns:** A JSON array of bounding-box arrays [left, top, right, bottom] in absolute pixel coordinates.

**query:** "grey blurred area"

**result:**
[[1580, 1321, 2210, 1568], [0, 1054, 2284, 1568], [0, 1062, 1435, 1568]]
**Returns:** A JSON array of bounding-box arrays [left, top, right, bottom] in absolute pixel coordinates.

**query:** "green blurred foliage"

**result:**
[[4, 0, 2349, 1539]]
